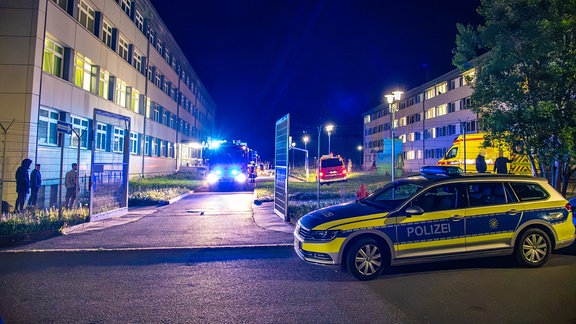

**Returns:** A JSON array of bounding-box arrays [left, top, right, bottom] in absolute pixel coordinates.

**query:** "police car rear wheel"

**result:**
[[346, 238, 386, 281], [515, 228, 551, 267]]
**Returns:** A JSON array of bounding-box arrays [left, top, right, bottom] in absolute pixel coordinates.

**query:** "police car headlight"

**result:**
[[309, 230, 340, 241]]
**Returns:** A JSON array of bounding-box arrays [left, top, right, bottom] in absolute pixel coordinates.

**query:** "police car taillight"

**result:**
[[566, 203, 572, 213]]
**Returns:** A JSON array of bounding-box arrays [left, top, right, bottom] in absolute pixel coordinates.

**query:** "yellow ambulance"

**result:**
[[437, 133, 534, 174]]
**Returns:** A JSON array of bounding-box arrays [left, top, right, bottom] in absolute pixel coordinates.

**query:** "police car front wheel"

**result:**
[[515, 228, 551, 267], [346, 238, 387, 281]]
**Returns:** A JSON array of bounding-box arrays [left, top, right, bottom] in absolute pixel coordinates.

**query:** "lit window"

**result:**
[[425, 87, 435, 100], [70, 115, 89, 149], [436, 104, 448, 116], [426, 107, 436, 119], [102, 20, 113, 48], [78, 0, 95, 33], [43, 38, 64, 78], [118, 36, 129, 61], [99, 69, 110, 99], [463, 69, 476, 85], [113, 127, 125, 153], [96, 122, 107, 151], [131, 88, 140, 113], [115, 79, 127, 108], [38, 107, 59, 145], [74, 53, 97, 92], [436, 82, 447, 95]]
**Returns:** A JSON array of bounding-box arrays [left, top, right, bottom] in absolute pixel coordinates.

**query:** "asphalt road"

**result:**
[[1, 191, 575, 323]]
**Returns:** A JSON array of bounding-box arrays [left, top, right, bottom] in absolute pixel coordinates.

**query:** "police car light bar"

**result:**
[[420, 165, 463, 176]]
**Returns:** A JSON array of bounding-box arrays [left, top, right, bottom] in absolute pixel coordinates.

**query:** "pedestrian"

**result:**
[[494, 151, 513, 174], [28, 164, 42, 208], [475, 152, 487, 173], [15, 158, 32, 213], [65, 163, 78, 208]]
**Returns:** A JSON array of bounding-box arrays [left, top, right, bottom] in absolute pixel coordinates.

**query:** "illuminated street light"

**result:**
[[357, 145, 363, 170], [302, 135, 310, 150], [385, 91, 403, 182], [325, 124, 334, 154]]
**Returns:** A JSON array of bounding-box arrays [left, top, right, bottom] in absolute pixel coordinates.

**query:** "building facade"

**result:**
[[362, 68, 478, 174], [0, 0, 215, 209]]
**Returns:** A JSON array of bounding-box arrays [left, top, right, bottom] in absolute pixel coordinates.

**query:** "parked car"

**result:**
[[295, 166, 575, 280]]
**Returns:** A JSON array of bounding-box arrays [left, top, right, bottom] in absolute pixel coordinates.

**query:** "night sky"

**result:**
[[149, 0, 483, 161]]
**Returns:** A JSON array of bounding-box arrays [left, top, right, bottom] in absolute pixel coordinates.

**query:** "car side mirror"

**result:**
[[405, 205, 424, 216]]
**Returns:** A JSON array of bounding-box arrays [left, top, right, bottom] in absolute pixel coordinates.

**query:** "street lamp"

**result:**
[[385, 91, 403, 182], [302, 135, 310, 150], [325, 124, 334, 154], [291, 142, 296, 170], [357, 145, 363, 171]]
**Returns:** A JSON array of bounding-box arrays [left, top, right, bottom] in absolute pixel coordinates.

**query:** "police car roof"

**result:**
[[399, 172, 540, 187]]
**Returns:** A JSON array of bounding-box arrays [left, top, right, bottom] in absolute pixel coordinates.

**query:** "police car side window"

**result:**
[[510, 182, 549, 202], [468, 182, 509, 206], [410, 184, 464, 212]]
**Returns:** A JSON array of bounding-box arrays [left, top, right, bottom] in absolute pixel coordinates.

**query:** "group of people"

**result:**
[[475, 151, 513, 174], [14, 159, 78, 213]]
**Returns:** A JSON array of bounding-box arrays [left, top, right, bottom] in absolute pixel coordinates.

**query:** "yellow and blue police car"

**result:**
[[294, 166, 575, 281]]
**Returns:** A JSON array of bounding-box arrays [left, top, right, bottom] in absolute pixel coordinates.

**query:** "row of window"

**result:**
[[39, 106, 186, 158], [50, 0, 213, 113], [43, 39, 205, 138]]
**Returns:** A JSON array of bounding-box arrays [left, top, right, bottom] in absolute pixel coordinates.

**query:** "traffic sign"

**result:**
[[57, 121, 72, 134]]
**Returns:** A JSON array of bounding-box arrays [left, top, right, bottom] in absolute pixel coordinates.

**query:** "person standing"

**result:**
[[28, 164, 42, 208], [494, 151, 513, 174], [475, 152, 487, 173], [15, 158, 32, 213], [65, 163, 78, 208]]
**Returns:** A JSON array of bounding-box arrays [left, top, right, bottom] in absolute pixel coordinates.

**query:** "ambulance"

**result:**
[[437, 132, 534, 174]]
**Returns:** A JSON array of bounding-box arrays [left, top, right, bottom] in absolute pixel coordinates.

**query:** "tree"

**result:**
[[453, 0, 576, 195]]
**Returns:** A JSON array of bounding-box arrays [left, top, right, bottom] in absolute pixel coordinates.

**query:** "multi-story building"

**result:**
[[362, 68, 478, 174], [0, 0, 215, 210]]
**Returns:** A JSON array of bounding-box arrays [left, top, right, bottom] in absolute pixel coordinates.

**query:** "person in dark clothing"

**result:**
[[15, 158, 32, 212], [28, 164, 42, 208], [475, 153, 487, 173], [494, 151, 513, 174]]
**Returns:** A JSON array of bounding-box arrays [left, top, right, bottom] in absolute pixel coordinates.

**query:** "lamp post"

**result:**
[[385, 91, 403, 182], [302, 135, 309, 150], [291, 142, 296, 170], [325, 124, 334, 154], [302, 135, 310, 179]]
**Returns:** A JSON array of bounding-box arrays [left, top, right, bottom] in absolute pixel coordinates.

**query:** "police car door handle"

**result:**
[[507, 209, 519, 215], [451, 215, 464, 221]]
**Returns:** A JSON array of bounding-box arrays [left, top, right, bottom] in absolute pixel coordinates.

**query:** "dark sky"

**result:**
[[149, 0, 483, 160]]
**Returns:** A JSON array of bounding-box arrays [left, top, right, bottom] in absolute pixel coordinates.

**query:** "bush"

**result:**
[[0, 207, 89, 236], [128, 173, 204, 206]]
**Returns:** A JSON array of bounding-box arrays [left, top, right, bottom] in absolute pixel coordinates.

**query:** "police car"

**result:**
[[294, 166, 575, 281]]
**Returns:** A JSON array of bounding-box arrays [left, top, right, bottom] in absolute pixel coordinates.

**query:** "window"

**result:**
[[74, 53, 97, 92], [133, 50, 142, 72], [96, 122, 107, 151], [145, 135, 152, 156], [120, 0, 131, 16], [155, 38, 163, 54], [154, 138, 161, 156], [135, 10, 144, 33], [410, 184, 466, 212], [426, 107, 436, 119], [463, 70, 476, 85], [52, 0, 68, 11], [511, 183, 549, 202], [130, 88, 140, 113], [468, 183, 513, 206], [155, 72, 162, 88], [98, 69, 111, 100], [102, 20, 113, 48], [164, 47, 170, 64], [118, 36, 129, 62], [448, 102, 456, 113], [38, 107, 59, 145], [130, 132, 139, 154], [462, 97, 472, 110], [70, 116, 89, 149], [43, 38, 64, 78], [113, 127, 125, 152], [78, 0, 95, 34], [425, 87, 435, 100], [436, 104, 448, 117], [436, 82, 447, 95], [115, 79, 127, 108]]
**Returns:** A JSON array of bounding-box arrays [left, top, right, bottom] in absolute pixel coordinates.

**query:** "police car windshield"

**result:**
[[363, 182, 424, 210]]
